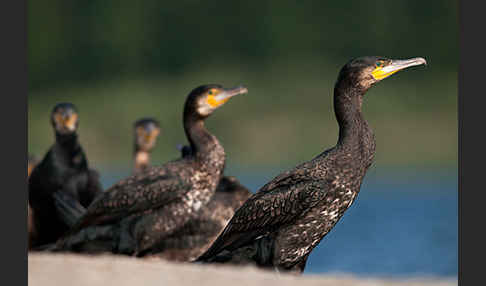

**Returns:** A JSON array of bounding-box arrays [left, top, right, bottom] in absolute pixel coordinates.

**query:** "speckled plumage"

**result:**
[[196, 56, 426, 273], [28, 104, 103, 248], [147, 146, 252, 261], [56, 85, 247, 256], [130, 142, 252, 261]]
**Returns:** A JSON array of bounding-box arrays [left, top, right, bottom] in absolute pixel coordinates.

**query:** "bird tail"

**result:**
[[30, 242, 59, 252]]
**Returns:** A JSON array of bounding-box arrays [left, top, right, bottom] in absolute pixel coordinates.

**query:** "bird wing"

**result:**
[[71, 161, 192, 231], [198, 163, 327, 260], [52, 190, 86, 228]]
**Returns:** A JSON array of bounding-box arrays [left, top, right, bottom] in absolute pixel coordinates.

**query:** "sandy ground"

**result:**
[[28, 253, 457, 286]]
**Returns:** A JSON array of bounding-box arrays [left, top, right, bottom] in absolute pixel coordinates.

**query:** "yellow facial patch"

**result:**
[[371, 65, 400, 80], [28, 164, 34, 177], [54, 113, 64, 126], [136, 126, 145, 137], [64, 114, 78, 129], [144, 129, 160, 142], [206, 89, 228, 108], [54, 112, 77, 131]]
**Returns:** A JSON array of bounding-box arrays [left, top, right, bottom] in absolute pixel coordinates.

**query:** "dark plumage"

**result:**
[[196, 56, 427, 273], [55, 84, 248, 257], [28, 154, 39, 249], [48, 118, 163, 233], [28, 103, 103, 248], [143, 146, 252, 261], [28, 154, 39, 178], [133, 118, 161, 174]]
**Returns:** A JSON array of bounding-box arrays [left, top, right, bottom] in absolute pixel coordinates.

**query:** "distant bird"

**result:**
[[196, 56, 427, 274], [28, 103, 103, 248], [28, 203, 36, 249], [34, 118, 162, 253], [144, 145, 252, 261], [55, 85, 248, 257], [28, 154, 39, 249], [28, 154, 39, 178], [133, 118, 161, 174]]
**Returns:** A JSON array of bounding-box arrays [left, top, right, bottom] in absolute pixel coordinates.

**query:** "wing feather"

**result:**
[[198, 163, 327, 261], [71, 160, 192, 231]]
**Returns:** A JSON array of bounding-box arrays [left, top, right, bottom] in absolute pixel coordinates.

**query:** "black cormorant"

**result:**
[[28, 103, 103, 248], [49, 118, 163, 232], [55, 85, 248, 256], [34, 118, 162, 252], [28, 154, 39, 249], [133, 118, 161, 174], [28, 154, 39, 178], [195, 57, 427, 273]]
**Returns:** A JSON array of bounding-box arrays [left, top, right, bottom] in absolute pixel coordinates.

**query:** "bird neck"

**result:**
[[184, 116, 226, 171], [333, 83, 376, 162], [55, 132, 81, 153], [54, 132, 87, 168], [133, 149, 150, 174]]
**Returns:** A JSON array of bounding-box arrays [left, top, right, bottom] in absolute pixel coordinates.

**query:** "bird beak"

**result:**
[[372, 57, 427, 80], [28, 164, 34, 177], [55, 112, 77, 131], [64, 113, 78, 131], [216, 85, 249, 101], [207, 85, 248, 108]]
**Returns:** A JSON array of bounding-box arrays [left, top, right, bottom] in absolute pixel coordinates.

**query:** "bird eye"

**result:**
[[208, 90, 213, 95], [376, 61, 384, 68]]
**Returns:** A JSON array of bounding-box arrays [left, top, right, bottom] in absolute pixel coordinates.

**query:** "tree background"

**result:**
[[28, 1, 457, 173]]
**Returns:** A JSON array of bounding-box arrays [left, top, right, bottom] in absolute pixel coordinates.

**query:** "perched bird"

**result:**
[[133, 118, 161, 174], [28, 103, 103, 248], [34, 118, 162, 253], [56, 85, 248, 257], [28, 154, 39, 178], [28, 154, 39, 249], [28, 203, 36, 249], [145, 145, 252, 261], [196, 57, 427, 274], [48, 118, 162, 231]]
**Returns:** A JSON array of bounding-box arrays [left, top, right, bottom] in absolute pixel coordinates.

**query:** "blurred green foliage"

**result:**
[[28, 1, 457, 170], [28, 1, 457, 89]]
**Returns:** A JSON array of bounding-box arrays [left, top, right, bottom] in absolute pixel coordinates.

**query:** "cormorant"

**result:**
[[144, 145, 252, 261], [49, 117, 163, 231], [28, 103, 103, 248], [28, 154, 39, 178], [196, 57, 427, 273], [32, 118, 162, 253], [28, 154, 39, 249], [55, 85, 248, 257], [133, 118, 161, 174]]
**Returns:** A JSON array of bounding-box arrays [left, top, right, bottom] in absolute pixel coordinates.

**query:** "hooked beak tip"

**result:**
[[231, 85, 248, 95]]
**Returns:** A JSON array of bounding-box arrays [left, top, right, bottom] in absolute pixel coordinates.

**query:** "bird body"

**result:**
[[196, 56, 426, 273], [28, 103, 102, 248], [28, 154, 39, 178], [28, 154, 39, 249], [150, 175, 251, 261], [136, 145, 253, 261]]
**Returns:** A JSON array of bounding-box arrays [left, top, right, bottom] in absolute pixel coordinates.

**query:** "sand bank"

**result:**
[[28, 253, 457, 286]]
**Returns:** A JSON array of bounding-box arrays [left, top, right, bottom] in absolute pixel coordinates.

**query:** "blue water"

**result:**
[[100, 166, 458, 278]]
